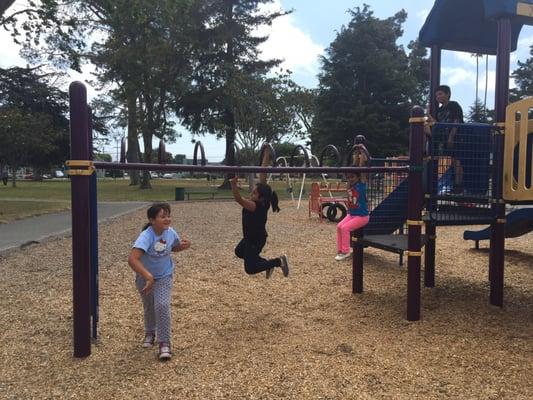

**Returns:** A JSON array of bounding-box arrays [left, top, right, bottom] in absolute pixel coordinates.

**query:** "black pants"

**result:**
[[235, 237, 280, 275]]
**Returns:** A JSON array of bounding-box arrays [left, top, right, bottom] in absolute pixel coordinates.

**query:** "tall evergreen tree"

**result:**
[[467, 98, 491, 123], [510, 44, 533, 102], [312, 5, 426, 158], [179, 0, 288, 176]]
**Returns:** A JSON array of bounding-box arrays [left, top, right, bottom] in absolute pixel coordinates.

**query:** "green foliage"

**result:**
[[467, 98, 492, 123], [94, 153, 112, 162], [0, 67, 69, 181], [510, 44, 533, 102], [312, 5, 429, 158], [179, 0, 290, 165]]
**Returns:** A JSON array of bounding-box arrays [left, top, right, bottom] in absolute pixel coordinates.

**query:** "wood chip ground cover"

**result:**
[[0, 201, 531, 399]]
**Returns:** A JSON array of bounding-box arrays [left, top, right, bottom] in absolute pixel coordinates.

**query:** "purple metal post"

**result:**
[[69, 82, 91, 357], [352, 229, 364, 293], [429, 45, 441, 118], [489, 18, 511, 307], [406, 107, 425, 321], [424, 45, 440, 285]]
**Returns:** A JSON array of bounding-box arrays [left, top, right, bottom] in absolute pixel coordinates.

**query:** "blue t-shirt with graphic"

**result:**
[[347, 181, 369, 216], [132, 226, 180, 279]]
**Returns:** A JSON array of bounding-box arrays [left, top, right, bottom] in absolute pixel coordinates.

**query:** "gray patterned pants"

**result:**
[[135, 274, 173, 344]]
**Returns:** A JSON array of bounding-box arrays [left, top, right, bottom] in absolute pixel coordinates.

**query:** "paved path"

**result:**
[[0, 201, 147, 254]]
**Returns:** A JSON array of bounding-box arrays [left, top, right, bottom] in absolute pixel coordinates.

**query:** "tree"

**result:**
[[0, 67, 69, 186], [232, 71, 298, 152], [467, 98, 492, 123], [4, 0, 196, 189], [406, 40, 430, 107], [510, 44, 533, 102], [179, 0, 288, 186], [312, 5, 426, 158]]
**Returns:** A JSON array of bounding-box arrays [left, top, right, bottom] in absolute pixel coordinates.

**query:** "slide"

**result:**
[[463, 208, 533, 243], [364, 178, 409, 235]]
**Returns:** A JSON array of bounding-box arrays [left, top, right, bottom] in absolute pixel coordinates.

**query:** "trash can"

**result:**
[[175, 187, 185, 201]]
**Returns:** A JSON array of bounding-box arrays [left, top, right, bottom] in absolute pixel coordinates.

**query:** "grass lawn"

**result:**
[[0, 200, 70, 223], [0, 175, 326, 222]]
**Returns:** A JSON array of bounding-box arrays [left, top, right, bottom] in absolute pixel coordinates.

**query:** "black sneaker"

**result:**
[[142, 332, 155, 348], [279, 255, 289, 277], [265, 267, 274, 279]]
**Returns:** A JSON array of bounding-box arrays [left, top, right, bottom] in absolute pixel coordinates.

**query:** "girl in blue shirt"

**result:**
[[335, 169, 370, 261], [128, 202, 190, 360]]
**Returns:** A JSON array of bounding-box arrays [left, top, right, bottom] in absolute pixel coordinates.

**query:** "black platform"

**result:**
[[424, 206, 495, 226], [354, 234, 428, 254]]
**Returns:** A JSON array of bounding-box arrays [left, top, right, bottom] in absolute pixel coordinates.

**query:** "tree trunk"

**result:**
[[126, 91, 141, 186], [219, 107, 236, 189], [140, 130, 152, 189], [10, 162, 17, 187]]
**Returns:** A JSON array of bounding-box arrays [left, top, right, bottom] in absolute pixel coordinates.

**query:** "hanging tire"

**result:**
[[327, 203, 347, 222], [320, 202, 334, 219]]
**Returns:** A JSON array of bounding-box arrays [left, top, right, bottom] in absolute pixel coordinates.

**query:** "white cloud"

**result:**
[[257, 0, 324, 77], [441, 67, 476, 86], [417, 9, 429, 23]]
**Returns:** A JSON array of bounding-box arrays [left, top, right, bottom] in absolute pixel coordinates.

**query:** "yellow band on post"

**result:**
[[409, 117, 426, 123], [66, 160, 95, 176], [405, 250, 423, 257], [496, 218, 506, 224], [407, 219, 424, 226]]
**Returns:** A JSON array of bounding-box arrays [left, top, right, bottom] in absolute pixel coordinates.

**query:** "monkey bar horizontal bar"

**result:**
[[91, 161, 410, 175]]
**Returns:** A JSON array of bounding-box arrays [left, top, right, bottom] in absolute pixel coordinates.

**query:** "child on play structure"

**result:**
[[335, 150, 370, 261], [128, 202, 191, 361], [230, 176, 289, 279]]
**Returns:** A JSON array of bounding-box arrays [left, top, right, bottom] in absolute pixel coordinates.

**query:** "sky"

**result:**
[[1, 0, 532, 161]]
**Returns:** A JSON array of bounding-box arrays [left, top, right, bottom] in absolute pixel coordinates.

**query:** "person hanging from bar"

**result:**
[[230, 176, 289, 279]]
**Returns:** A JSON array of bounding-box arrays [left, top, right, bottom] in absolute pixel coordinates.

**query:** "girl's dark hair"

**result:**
[[142, 202, 171, 231], [255, 183, 280, 212]]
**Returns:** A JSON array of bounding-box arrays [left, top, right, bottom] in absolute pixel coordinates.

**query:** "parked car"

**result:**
[[54, 170, 65, 178], [162, 173, 175, 179]]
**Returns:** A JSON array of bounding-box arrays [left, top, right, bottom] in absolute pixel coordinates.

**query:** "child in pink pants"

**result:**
[[335, 172, 369, 261]]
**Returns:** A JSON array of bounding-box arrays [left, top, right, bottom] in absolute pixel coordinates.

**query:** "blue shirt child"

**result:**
[[132, 226, 180, 279], [347, 181, 369, 216]]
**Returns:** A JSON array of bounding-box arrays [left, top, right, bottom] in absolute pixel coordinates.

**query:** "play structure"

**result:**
[[350, 0, 533, 320], [66, 0, 533, 358]]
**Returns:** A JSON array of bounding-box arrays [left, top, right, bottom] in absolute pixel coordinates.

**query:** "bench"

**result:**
[[183, 190, 233, 201]]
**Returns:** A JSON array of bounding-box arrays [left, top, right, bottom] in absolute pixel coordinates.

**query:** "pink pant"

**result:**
[[336, 214, 369, 254]]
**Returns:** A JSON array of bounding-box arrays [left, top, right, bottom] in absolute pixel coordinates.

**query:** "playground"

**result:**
[[0, 201, 531, 399]]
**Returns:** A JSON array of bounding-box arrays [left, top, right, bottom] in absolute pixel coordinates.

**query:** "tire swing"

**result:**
[[320, 202, 334, 219], [326, 203, 347, 222]]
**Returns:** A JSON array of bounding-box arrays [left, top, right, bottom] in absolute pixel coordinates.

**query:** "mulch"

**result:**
[[0, 200, 531, 399]]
